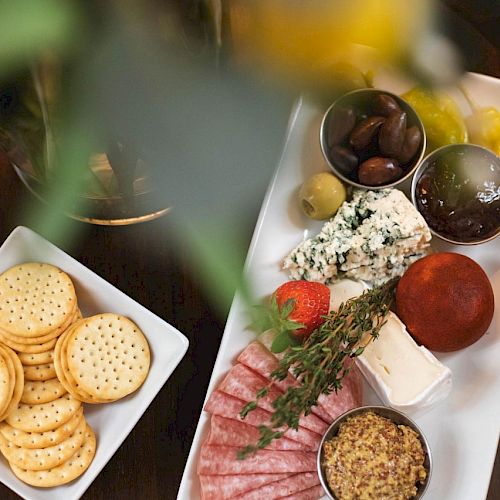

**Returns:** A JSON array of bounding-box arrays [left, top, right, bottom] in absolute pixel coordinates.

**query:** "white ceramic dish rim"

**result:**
[[0, 226, 189, 500]]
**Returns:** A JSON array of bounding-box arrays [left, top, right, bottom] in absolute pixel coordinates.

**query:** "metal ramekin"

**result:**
[[411, 143, 500, 245], [320, 88, 426, 189], [317, 405, 432, 499]]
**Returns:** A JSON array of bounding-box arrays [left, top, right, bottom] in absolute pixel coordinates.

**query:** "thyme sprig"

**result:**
[[237, 278, 398, 458]]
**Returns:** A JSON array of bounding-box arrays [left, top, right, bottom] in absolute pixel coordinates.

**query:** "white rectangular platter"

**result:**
[[178, 72, 500, 500], [0, 226, 189, 500]]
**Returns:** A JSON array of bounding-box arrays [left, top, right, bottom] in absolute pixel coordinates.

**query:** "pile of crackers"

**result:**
[[0, 262, 150, 488]]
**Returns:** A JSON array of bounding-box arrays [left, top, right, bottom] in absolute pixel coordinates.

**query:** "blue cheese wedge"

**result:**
[[283, 189, 432, 285], [356, 312, 452, 413]]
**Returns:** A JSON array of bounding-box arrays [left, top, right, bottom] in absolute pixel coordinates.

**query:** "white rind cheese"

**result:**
[[356, 312, 452, 413], [283, 189, 432, 285], [328, 279, 368, 312]]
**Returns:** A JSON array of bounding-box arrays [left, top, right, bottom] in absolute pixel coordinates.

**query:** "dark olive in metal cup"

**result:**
[[327, 106, 356, 148], [349, 116, 385, 151], [320, 89, 426, 189], [373, 93, 401, 117], [317, 405, 432, 500], [359, 157, 402, 185], [379, 110, 407, 157]]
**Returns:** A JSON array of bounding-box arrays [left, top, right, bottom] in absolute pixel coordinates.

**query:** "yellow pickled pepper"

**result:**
[[401, 87, 468, 152], [466, 106, 500, 156]]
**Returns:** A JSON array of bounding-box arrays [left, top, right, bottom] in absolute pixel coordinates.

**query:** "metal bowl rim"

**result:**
[[410, 143, 500, 245], [319, 88, 427, 190], [317, 405, 433, 500]]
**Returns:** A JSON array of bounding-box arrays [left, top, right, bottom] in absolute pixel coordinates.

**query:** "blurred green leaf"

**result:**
[[0, 0, 81, 76]]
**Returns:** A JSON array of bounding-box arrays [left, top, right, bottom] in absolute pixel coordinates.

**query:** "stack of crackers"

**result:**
[[0, 262, 151, 489]]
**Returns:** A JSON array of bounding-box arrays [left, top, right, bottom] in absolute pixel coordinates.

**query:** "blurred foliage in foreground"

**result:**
[[0, 0, 468, 313]]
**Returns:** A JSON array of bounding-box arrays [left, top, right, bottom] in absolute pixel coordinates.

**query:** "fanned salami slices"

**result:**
[[237, 342, 332, 422], [283, 484, 326, 499], [197, 446, 317, 475], [218, 364, 328, 435], [199, 473, 291, 500], [235, 472, 319, 499], [207, 415, 307, 451], [198, 341, 363, 500], [204, 391, 320, 450]]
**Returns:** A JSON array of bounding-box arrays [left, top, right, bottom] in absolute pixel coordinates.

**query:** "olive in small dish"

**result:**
[[320, 89, 426, 189]]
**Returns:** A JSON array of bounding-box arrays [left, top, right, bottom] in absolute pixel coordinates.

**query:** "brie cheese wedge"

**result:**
[[356, 312, 452, 414]]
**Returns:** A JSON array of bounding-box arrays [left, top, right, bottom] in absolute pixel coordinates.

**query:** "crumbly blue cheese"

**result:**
[[283, 189, 432, 285]]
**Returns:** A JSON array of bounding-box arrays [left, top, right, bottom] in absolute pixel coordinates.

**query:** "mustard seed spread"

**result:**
[[322, 411, 427, 499]]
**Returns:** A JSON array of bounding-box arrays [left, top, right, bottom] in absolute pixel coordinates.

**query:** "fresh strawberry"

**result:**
[[275, 280, 330, 337]]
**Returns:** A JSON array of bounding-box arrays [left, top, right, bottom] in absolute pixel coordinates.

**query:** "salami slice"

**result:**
[[197, 445, 317, 475], [199, 473, 291, 500], [237, 342, 332, 423], [218, 364, 328, 435], [204, 391, 321, 450], [207, 415, 308, 451], [282, 484, 326, 499], [235, 472, 320, 499], [316, 362, 363, 421]]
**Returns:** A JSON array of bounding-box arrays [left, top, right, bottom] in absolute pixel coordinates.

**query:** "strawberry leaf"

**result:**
[[283, 320, 305, 331], [280, 298, 296, 319], [271, 332, 293, 353]]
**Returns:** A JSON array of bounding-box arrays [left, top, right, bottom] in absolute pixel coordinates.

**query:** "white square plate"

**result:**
[[0, 226, 189, 500]]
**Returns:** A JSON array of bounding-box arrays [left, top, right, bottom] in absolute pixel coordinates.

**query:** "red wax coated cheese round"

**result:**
[[396, 252, 494, 352]]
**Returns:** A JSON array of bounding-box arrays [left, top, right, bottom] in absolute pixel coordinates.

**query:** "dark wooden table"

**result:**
[[1, 2, 499, 498]]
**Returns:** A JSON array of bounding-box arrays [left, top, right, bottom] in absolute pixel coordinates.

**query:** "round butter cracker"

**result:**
[[10, 424, 96, 487], [0, 350, 12, 418], [0, 344, 24, 422], [0, 407, 83, 449], [18, 350, 54, 366], [6, 394, 81, 433], [57, 322, 113, 404], [0, 335, 57, 354], [21, 378, 66, 405], [0, 305, 78, 346], [66, 314, 150, 401], [0, 416, 87, 471], [54, 323, 105, 404], [0, 263, 76, 338], [23, 363, 56, 382]]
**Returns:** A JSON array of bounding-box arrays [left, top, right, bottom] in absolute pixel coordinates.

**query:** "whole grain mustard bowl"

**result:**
[[317, 405, 432, 500]]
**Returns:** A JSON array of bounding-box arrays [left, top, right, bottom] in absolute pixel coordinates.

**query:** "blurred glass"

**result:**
[[0, 58, 170, 226]]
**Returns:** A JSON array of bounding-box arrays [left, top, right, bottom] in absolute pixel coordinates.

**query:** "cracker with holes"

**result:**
[[0, 416, 87, 470], [0, 344, 24, 422], [0, 352, 12, 417], [0, 407, 83, 449], [17, 349, 54, 366], [21, 379, 66, 405], [22, 363, 56, 382], [54, 321, 113, 404], [5, 394, 81, 433], [9, 424, 96, 488], [0, 336, 58, 354], [0, 263, 77, 338], [0, 307, 79, 346], [65, 314, 150, 402]]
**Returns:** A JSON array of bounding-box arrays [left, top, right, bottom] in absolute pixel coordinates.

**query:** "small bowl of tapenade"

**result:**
[[320, 89, 426, 189], [318, 406, 432, 500], [412, 143, 500, 244]]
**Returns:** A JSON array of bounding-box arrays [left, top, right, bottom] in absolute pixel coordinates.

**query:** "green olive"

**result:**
[[299, 172, 346, 220]]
